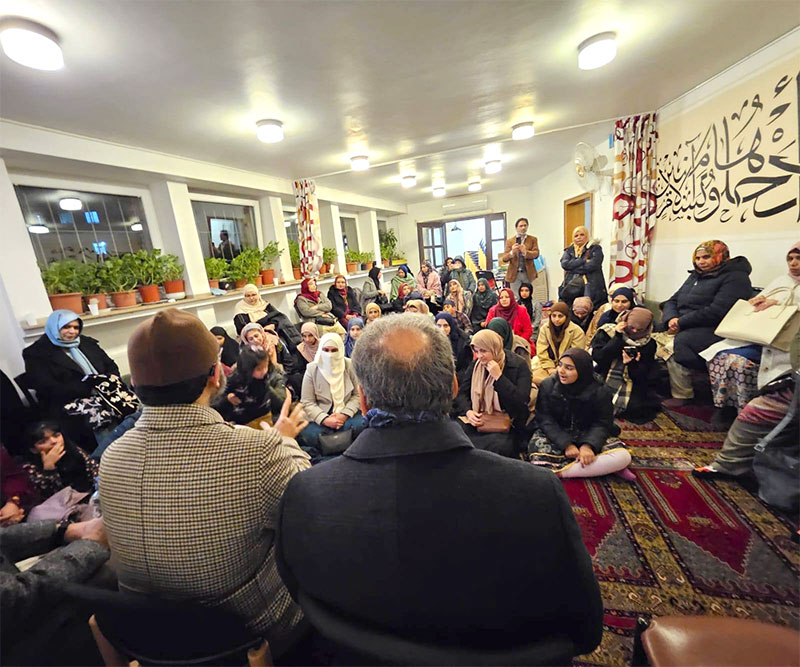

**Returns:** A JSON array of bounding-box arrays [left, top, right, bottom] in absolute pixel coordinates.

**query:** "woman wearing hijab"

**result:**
[[591, 307, 658, 423], [294, 277, 346, 337], [210, 326, 240, 374], [298, 333, 365, 458], [660, 240, 753, 408], [486, 317, 513, 351], [416, 260, 442, 299], [233, 284, 271, 335], [471, 278, 498, 330], [586, 288, 635, 343], [327, 275, 362, 328], [445, 279, 473, 317], [570, 296, 594, 335], [391, 282, 414, 312], [699, 242, 800, 425], [390, 264, 416, 300], [533, 302, 586, 386], [435, 312, 472, 377], [454, 330, 532, 458], [23, 310, 120, 419], [404, 299, 431, 316], [449, 256, 477, 294], [344, 317, 364, 357], [528, 348, 632, 479], [485, 288, 533, 343], [364, 302, 382, 324], [362, 267, 389, 308], [559, 226, 608, 307]]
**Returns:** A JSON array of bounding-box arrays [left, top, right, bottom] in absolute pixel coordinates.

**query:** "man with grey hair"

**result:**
[[276, 313, 603, 660]]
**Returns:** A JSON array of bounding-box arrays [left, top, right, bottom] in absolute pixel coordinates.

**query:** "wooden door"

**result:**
[[563, 192, 593, 247]]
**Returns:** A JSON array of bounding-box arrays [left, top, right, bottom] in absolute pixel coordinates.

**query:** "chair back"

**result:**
[[13, 372, 39, 407]]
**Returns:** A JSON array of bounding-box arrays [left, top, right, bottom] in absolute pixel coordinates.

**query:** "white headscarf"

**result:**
[[315, 332, 346, 413], [234, 284, 268, 321]]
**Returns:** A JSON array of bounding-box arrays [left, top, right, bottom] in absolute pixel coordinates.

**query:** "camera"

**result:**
[[623, 346, 638, 357]]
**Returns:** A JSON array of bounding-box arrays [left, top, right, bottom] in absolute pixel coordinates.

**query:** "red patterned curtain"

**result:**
[[294, 179, 322, 277], [609, 114, 658, 296]]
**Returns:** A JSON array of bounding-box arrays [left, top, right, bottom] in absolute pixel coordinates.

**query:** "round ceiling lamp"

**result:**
[[59, 197, 82, 211], [401, 174, 416, 188], [511, 122, 535, 141], [484, 159, 502, 175], [255, 119, 284, 143], [27, 224, 49, 234], [432, 186, 446, 198], [578, 31, 617, 70], [130, 223, 143, 232], [350, 155, 370, 171], [0, 18, 64, 70], [467, 181, 482, 193]]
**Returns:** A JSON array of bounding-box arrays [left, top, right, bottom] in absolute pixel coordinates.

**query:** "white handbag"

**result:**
[[714, 286, 800, 352]]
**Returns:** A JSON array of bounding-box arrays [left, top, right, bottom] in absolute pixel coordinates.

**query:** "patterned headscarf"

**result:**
[[448, 279, 466, 313], [693, 240, 730, 271], [788, 242, 800, 284]]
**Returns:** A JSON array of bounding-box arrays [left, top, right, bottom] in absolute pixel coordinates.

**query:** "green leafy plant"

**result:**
[[260, 242, 283, 270], [288, 240, 301, 268], [345, 249, 361, 263], [127, 249, 164, 286], [379, 229, 398, 261], [160, 254, 185, 282], [204, 256, 228, 280], [103, 257, 137, 292], [40, 259, 83, 294], [77, 262, 105, 294], [229, 248, 261, 282], [358, 251, 374, 265], [322, 247, 336, 266]]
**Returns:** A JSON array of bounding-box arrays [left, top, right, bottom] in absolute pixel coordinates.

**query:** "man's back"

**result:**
[[276, 420, 603, 654]]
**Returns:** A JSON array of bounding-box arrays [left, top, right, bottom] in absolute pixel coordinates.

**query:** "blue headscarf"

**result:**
[[44, 310, 98, 375], [344, 317, 364, 358]]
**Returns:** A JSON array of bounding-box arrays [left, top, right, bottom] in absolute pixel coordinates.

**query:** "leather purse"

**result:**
[[318, 428, 353, 455], [714, 286, 800, 352], [477, 411, 511, 433]]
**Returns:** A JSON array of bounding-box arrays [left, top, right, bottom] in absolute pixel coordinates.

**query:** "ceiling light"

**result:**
[[578, 31, 617, 70], [350, 155, 370, 171], [468, 181, 482, 192], [401, 174, 416, 188], [28, 224, 49, 234], [432, 186, 446, 198], [0, 19, 64, 70], [511, 122, 535, 141], [130, 223, 143, 232], [255, 119, 284, 143], [484, 159, 502, 175], [59, 197, 82, 211]]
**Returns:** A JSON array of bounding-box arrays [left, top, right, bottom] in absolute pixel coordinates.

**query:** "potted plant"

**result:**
[[128, 249, 165, 303], [288, 240, 302, 280], [160, 254, 186, 299], [40, 259, 84, 313], [322, 247, 336, 274], [204, 257, 228, 290], [228, 248, 261, 288], [344, 249, 360, 274], [78, 262, 110, 312], [104, 256, 139, 308], [260, 241, 282, 285], [379, 229, 398, 267], [359, 251, 373, 271]]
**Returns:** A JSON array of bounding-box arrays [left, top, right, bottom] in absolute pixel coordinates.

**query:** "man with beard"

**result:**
[[99, 309, 310, 659]]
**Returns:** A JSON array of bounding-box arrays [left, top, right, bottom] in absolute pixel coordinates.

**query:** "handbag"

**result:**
[[714, 286, 800, 352], [477, 411, 512, 433], [318, 428, 353, 455], [27, 486, 92, 523], [314, 314, 336, 326]]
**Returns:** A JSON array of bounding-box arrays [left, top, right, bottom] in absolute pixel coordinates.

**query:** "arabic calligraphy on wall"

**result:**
[[656, 68, 799, 225]]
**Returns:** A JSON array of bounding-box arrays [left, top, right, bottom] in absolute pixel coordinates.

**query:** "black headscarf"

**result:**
[[597, 287, 635, 327], [517, 282, 534, 320], [486, 317, 513, 350], [26, 422, 93, 493], [557, 348, 595, 395], [368, 266, 382, 291], [210, 326, 240, 367], [435, 312, 470, 361]]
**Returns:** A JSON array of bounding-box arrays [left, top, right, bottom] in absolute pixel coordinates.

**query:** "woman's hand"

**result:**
[[667, 317, 680, 334], [466, 410, 484, 427], [548, 368, 557, 376], [615, 320, 627, 334], [269, 393, 309, 439], [748, 294, 766, 307], [227, 392, 242, 406], [485, 360, 502, 380], [0, 500, 24, 526], [41, 441, 65, 471], [565, 444, 580, 459], [578, 445, 596, 466], [322, 415, 341, 429], [622, 349, 640, 365], [753, 298, 779, 312]]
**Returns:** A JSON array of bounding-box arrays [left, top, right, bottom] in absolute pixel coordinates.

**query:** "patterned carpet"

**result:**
[[565, 406, 800, 667]]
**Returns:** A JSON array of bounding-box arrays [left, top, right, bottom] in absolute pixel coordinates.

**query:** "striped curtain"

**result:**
[[294, 179, 323, 277], [609, 114, 658, 297]]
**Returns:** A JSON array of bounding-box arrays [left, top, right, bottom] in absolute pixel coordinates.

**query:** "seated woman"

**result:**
[[390, 264, 416, 300], [210, 326, 239, 375], [416, 260, 442, 300], [470, 278, 498, 330], [22, 421, 98, 500], [454, 329, 532, 458], [328, 275, 362, 328], [660, 240, 753, 407], [296, 322, 320, 372], [518, 282, 542, 341], [587, 288, 635, 342], [449, 255, 477, 294], [528, 349, 632, 478], [239, 321, 303, 393], [213, 344, 286, 426], [435, 312, 473, 378], [361, 267, 389, 310], [486, 288, 533, 344], [700, 243, 800, 424], [294, 277, 346, 337], [1, 446, 39, 526], [344, 317, 364, 357], [232, 283, 273, 335], [591, 307, 658, 423], [404, 298, 431, 316], [391, 282, 414, 312], [570, 296, 594, 334], [533, 302, 586, 386], [364, 302, 382, 325], [444, 278, 473, 317], [298, 333, 365, 459]]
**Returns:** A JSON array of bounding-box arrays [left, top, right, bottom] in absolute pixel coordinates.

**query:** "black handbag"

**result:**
[[317, 428, 353, 455]]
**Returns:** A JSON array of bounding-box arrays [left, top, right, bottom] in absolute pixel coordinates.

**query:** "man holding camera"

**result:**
[[500, 217, 539, 294]]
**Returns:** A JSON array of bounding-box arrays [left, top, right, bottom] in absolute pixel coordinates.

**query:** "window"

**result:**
[[340, 215, 359, 252], [15, 185, 152, 264], [284, 209, 298, 243], [191, 200, 257, 259], [416, 212, 507, 273]]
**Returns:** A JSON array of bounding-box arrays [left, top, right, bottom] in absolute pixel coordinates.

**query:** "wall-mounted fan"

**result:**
[[573, 142, 612, 192]]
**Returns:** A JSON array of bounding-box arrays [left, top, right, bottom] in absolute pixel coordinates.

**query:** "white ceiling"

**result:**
[[1, 0, 797, 204]]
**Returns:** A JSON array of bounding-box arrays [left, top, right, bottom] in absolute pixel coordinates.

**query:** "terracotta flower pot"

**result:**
[[382, 259, 390, 267], [292, 267, 302, 280], [254, 275, 263, 287], [320, 264, 328, 274], [83, 293, 109, 312], [261, 269, 275, 285], [138, 284, 161, 304], [111, 290, 138, 308], [234, 278, 248, 289], [48, 292, 83, 315], [208, 279, 219, 290], [163, 280, 185, 299], [346, 262, 357, 274]]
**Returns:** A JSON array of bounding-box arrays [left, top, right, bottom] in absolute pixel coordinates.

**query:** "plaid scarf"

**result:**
[[599, 323, 650, 414]]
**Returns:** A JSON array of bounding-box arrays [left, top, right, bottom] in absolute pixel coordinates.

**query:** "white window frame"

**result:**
[[187, 192, 264, 248]]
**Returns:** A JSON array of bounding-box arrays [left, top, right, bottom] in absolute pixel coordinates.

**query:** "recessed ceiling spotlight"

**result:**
[[468, 181, 482, 193], [59, 197, 82, 211], [578, 31, 617, 70], [432, 186, 446, 198], [27, 224, 49, 234], [511, 122, 535, 141], [350, 155, 370, 171], [484, 159, 502, 175], [130, 223, 143, 232], [255, 119, 284, 143], [401, 174, 417, 188], [0, 18, 64, 70]]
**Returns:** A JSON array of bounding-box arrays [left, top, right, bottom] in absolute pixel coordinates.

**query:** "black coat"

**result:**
[[276, 420, 603, 655], [591, 331, 658, 415], [559, 243, 608, 306], [327, 286, 361, 325], [534, 374, 615, 453], [23, 334, 119, 416]]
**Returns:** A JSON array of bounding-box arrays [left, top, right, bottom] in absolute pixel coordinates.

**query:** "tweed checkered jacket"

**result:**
[[99, 404, 311, 645]]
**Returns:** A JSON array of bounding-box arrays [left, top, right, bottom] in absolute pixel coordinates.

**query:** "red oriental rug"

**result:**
[[564, 408, 800, 667]]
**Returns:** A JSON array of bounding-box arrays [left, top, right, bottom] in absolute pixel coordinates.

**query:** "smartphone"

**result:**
[[515, 236, 522, 244], [623, 346, 638, 357]]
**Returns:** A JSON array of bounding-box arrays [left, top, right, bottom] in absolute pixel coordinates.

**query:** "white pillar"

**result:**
[[320, 203, 346, 275], [258, 195, 293, 281], [357, 209, 381, 264], [148, 181, 208, 297]]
